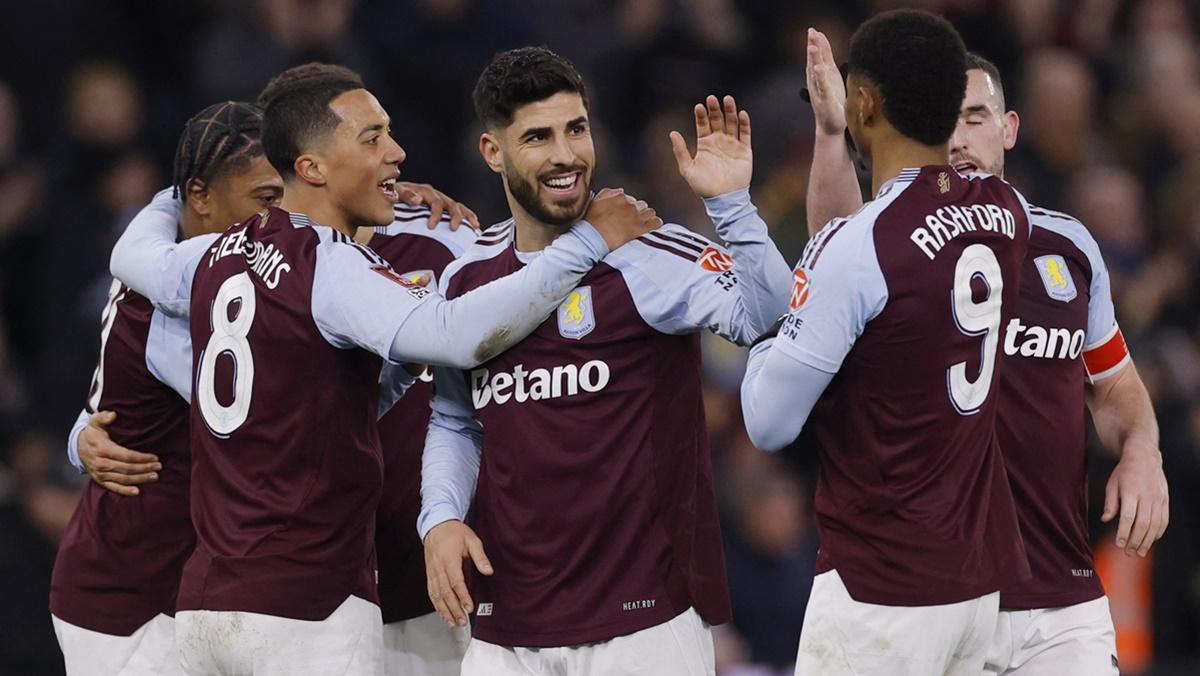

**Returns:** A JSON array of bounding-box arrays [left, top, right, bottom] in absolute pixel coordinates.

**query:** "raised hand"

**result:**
[[583, 188, 663, 251], [670, 95, 753, 199], [806, 28, 847, 137], [79, 411, 161, 496], [397, 181, 481, 231]]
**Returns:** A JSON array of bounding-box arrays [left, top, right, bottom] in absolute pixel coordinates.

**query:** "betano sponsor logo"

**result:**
[[1003, 318, 1085, 360], [471, 360, 611, 409]]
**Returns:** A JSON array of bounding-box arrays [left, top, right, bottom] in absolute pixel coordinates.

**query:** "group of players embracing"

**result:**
[[48, 7, 1168, 676]]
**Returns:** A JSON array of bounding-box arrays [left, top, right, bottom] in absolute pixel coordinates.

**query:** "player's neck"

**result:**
[[280, 182, 357, 237], [506, 195, 569, 253], [178, 208, 206, 241], [868, 133, 950, 197]]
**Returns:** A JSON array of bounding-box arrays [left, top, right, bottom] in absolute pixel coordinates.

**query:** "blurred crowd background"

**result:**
[[0, 0, 1198, 674]]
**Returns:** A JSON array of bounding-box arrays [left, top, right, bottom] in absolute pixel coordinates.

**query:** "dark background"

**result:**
[[0, 1, 1198, 674]]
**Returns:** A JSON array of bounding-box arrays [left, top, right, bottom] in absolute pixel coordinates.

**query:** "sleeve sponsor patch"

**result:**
[[698, 246, 734, 272], [790, 268, 811, 310], [371, 264, 432, 300]]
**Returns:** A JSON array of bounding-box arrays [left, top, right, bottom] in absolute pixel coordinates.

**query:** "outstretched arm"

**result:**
[[804, 28, 863, 236], [671, 94, 792, 336]]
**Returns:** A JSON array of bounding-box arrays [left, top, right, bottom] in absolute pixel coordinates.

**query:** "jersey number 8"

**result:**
[[197, 272, 257, 435], [948, 244, 1003, 415]]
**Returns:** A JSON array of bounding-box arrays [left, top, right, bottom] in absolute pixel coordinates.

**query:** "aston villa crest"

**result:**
[[557, 286, 595, 339], [1034, 255, 1077, 302]]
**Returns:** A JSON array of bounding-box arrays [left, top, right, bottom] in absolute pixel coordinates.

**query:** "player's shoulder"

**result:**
[[1027, 203, 1104, 268], [613, 222, 721, 265], [440, 218, 515, 287], [801, 195, 892, 275], [376, 203, 479, 256], [286, 211, 389, 267]]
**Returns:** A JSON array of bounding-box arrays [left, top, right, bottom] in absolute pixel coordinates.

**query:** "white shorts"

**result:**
[[53, 613, 184, 676], [383, 611, 469, 676], [794, 570, 998, 676], [174, 594, 382, 676], [984, 596, 1118, 676], [462, 607, 714, 676]]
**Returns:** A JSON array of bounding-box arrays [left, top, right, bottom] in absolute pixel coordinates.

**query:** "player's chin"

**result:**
[[365, 201, 396, 228]]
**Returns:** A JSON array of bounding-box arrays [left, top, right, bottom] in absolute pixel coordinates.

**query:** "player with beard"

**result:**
[[740, 10, 1036, 674], [802, 31, 1168, 676], [419, 47, 792, 675], [107, 66, 659, 674]]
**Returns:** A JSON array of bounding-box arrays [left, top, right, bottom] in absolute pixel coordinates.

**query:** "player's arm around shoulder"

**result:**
[[109, 188, 214, 315]]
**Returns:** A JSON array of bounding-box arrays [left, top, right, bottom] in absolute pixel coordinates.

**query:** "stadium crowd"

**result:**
[[0, 0, 1197, 674]]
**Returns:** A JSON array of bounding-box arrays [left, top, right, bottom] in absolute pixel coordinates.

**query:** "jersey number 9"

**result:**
[[948, 244, 1003, 415]]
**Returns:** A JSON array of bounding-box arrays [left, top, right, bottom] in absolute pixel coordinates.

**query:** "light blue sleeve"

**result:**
[[772, 220, 888, 373], [66, 408, 89, 473], [740, 339, 835, 451], [109, 188, 216, 317], [417, 366, 482, 540], [312, 221, 610, 368], [144, 308, 192, 402], [703, 189, 793, 335], [1080, 234, 1118, 348], [607, 223, 772, 346], [1029, 211, 1118, 348]]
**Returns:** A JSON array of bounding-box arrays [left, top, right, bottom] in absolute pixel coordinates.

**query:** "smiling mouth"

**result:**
[[541, 172, 582, 196], [378, 177, 399, 202]]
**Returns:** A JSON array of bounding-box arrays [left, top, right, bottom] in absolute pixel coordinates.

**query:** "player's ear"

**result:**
[[294, 154, 327, 187], [479, 132, 504, 175], [1002, 110, 1019, 150], [858, 85, 877, 127], [185, 178, 211, 216]]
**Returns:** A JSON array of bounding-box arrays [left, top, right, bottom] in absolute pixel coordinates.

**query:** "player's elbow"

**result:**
[[745, 419, 793, 453]]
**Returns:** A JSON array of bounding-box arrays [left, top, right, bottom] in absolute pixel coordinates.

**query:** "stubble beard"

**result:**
[[506, 163, 589, 228]]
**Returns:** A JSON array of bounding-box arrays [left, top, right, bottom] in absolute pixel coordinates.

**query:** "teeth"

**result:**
[[544, 175, 577, 189]]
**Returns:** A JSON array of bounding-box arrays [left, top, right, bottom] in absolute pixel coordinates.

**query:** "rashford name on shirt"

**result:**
[[910, 202, 1018, 260], [206, 226, 292, 289]]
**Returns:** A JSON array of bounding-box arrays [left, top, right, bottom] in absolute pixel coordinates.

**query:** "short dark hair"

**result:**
[[261, 64, 364, 180], [172, 101, 265, 198], [473, 46, 589, 130], [847, 9, 968, 146], [256, 62, 363, 108], [965, 52, 1006, 109]]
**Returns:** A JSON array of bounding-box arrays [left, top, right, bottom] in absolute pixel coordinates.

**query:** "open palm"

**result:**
[[671, 95, 753, 198]]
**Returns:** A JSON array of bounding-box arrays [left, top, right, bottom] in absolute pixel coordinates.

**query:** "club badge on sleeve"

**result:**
[[1034, 255, 1077, 302], [558, 286, 595, 340]]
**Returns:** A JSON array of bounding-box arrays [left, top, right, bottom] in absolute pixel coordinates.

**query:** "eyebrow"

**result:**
[[962, 105, 990, 115], [358, 122, 387, 138], [519, 116, 588, 140]]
